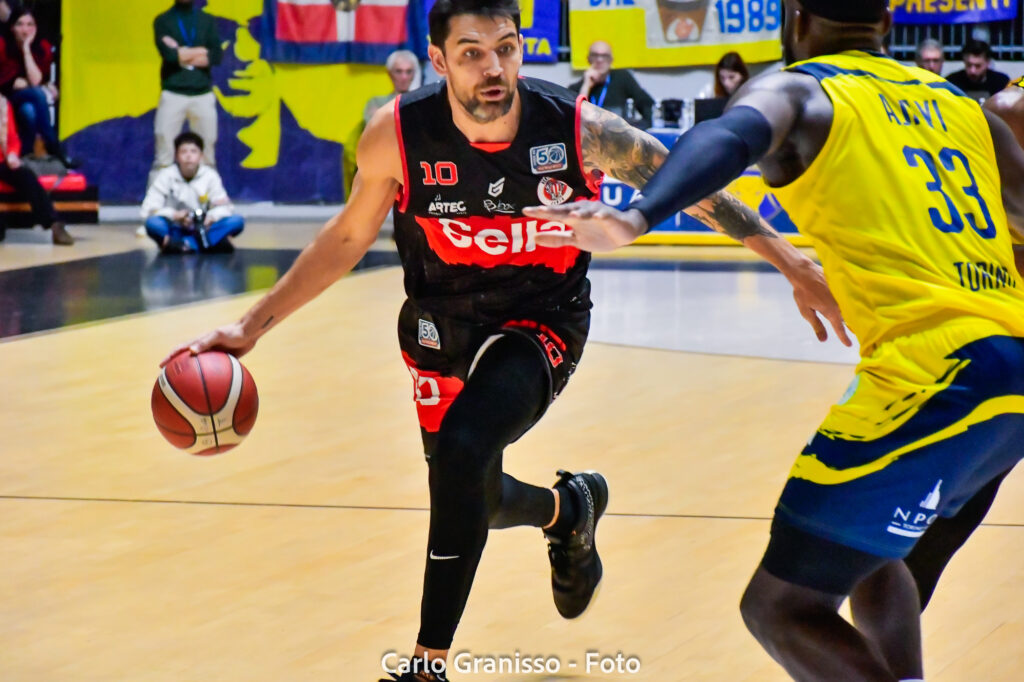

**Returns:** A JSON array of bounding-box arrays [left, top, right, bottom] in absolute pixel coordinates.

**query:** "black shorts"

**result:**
[[398, 299, 589, 447]]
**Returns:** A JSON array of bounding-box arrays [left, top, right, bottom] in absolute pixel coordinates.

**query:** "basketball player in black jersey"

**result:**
[[163, 2, 846, 680]]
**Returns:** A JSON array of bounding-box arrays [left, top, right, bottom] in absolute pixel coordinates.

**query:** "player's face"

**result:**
[[431, 14, 523, 124], [175, 143, 202, 177]]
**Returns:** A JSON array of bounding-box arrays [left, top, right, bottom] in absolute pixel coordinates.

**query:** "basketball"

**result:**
[[151, 351, 259, 455]]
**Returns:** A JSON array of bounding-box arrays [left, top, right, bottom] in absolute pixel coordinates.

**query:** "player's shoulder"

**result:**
[[519, 76, 580, 107], [397, 80, 446, 110]]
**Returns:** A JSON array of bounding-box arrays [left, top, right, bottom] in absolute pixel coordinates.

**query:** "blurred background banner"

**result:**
[[260, 0, 429, 64], [62, 0, 398, 204], [569, 0, 782, 69], [420, 0, 560, 63], [891, 0, 1018, 25]]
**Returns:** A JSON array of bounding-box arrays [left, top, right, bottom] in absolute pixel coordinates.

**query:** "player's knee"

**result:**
[[431, 421, 495, 491], [739, 577, 777, 640]]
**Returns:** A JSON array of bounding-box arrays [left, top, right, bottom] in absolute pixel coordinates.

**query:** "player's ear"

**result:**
[[428, 43, 447, 77], [878, 9, 893, 37]]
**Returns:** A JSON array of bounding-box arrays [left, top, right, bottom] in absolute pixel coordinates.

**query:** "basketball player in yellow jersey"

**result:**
[[527, 1, 1024, 680], [897, 75, 1024, 618]]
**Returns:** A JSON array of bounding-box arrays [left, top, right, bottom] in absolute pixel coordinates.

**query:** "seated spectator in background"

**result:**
[[700, 51, 750, 98], [714, 51, 749, 98], [946, 39, 1010, 101], [363, 49, 419, 124], [0, 9, 76, 168], [151, 0, 223, 185], [570, 40, 654, 128], [0, 94, 73, 244], [142, 132, 243, 254], [915, 38, 945, 76]]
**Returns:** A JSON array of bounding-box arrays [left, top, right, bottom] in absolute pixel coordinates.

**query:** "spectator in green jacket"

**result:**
[[150, 0, 223, 186]]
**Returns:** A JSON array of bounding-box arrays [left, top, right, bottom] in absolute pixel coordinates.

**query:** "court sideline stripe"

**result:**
[[1, 494, 1023, 528]]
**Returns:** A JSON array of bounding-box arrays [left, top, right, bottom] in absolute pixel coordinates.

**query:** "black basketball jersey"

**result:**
[[393, 77, 599, 323]]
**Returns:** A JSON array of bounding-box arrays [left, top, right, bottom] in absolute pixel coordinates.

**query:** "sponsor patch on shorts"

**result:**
[[418, 319, 441, 349]]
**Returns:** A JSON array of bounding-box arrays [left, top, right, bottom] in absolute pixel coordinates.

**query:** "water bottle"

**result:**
[[625, 97, 636, 122], [653, 100, 663, 128]]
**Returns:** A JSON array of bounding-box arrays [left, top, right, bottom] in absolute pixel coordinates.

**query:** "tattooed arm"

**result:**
[[579, 101, 773, 241], [533, 101, 852, 345]]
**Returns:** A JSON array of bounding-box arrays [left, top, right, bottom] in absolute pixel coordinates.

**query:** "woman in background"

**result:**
[[713, 51, 750, 98], [0, 8, 75, 167]]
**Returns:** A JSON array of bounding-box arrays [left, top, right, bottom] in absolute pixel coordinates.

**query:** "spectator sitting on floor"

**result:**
[[0, 93, 73, 245], [141, 132, 243, 254], [0, 8, 76, 168]]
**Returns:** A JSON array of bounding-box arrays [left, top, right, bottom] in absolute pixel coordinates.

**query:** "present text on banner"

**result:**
[[891, 0, 1018, 25]]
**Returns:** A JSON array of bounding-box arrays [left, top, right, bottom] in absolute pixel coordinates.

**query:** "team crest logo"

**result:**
[[530, 143, 568, 174], [488, 177, 505, 197], [332, 0, 361, 11], [418, 319, 441, 350], [537, 177, 573, 206]]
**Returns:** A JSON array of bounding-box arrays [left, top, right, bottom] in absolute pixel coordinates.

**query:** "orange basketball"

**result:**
[[152, 351, 259, 455]]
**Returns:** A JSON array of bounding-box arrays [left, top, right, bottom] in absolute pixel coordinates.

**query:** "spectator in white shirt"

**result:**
[[141, 131, 243, 253]]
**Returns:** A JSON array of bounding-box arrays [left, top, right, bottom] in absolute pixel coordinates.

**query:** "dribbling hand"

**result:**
[[160, 323, 257, 368]]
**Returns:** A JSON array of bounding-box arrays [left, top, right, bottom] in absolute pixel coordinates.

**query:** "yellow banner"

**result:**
[[61, 0, 392, 166], [570, 0, 783, 69]]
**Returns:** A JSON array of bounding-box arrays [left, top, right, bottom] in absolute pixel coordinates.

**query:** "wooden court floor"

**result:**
[[2, 265, 1022, 681]]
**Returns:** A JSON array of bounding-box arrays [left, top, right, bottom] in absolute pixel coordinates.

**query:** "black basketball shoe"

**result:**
[[544, 469, 609, 619]]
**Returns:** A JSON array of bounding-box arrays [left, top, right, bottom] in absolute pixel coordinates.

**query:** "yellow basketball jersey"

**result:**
[[771, 51, 1024, 355]]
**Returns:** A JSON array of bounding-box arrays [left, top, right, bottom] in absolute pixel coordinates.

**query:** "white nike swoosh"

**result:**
[[429, 550, 460, 561]]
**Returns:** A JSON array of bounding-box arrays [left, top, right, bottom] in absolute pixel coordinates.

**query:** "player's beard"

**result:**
[[457, 77, 516, 123]]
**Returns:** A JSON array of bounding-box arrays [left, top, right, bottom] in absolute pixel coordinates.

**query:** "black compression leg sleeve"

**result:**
[[632, 105, 773, 230], [490, 472, 557, 530], [904, 470, 1009, 610], [417, 334, 550, 649]]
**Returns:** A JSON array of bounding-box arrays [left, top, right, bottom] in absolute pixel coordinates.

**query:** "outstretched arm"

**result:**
[[578, 100, 781, 242], [160, 104, 402, 364], [550, 98, 850, 346]]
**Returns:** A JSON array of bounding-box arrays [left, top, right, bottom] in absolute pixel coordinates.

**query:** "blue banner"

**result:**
[[892, 0, 1018, 25], [423, 0, 561, 63]]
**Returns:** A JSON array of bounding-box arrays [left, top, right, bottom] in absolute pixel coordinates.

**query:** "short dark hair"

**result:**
[[174, 131, 205, 152], [962, 39, 992, 60], [428, 0, 520, 50], [800, 0, 887, 23]]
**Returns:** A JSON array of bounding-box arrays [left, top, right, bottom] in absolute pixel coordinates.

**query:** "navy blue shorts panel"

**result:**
[[775, 334, 1024, 559]]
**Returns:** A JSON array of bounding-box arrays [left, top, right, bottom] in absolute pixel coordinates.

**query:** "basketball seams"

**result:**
[[157, 369, 213, 434], [210, 355, 244, 435], [193, 354, 221, 451]]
